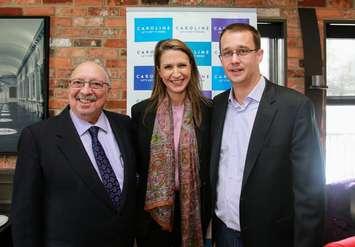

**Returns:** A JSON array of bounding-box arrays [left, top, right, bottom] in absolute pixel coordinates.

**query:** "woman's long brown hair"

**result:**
[[144, 38, 208, 127]]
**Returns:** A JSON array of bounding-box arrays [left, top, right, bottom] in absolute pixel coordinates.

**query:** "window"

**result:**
[[325, 22, 355, 183], [258, 21, 286, 85]]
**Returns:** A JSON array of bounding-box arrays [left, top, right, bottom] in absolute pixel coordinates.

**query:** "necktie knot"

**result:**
[[88, 126, 99, 139]]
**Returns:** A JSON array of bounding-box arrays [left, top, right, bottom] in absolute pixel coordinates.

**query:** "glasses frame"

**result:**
[[69, 79, 110, 90], [219, 48, 258, 60]]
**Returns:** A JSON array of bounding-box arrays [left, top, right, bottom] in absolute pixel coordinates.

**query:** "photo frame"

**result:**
[[0, 16, 49, 153]]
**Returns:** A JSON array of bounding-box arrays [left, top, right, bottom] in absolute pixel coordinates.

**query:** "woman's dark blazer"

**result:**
[[131, 98, 212, 238]]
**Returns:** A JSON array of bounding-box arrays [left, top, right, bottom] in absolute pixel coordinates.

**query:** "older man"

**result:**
[[11, 61, 136, 247]]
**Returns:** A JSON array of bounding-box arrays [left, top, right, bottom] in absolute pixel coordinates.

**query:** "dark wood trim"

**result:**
[[298, 8, 323, 80], [0, 169, 14, 215]]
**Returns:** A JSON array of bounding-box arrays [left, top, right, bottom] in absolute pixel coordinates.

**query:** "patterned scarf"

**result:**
[[145, 96, 203, 247]]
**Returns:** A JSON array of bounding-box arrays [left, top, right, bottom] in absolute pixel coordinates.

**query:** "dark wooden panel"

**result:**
[[0, 169, 14, 215], [298, 8, 323, 78]]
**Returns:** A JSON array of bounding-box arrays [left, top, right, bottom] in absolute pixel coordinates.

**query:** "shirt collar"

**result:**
[[248, 76, 266, 103], [228, 76, 266, 105], [69, 110, 109, 136]]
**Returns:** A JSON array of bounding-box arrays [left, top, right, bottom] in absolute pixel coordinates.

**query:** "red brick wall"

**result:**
[[0, 0, 354, 168]]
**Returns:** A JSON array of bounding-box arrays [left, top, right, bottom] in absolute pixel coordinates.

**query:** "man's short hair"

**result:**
[[219, 23, 261, 51]]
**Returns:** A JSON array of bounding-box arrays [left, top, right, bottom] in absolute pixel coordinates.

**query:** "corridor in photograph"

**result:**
[[0, 17, 48, 153]]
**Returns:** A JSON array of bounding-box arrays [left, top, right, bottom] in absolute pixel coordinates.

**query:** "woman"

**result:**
[[131, 39, 211, 247]]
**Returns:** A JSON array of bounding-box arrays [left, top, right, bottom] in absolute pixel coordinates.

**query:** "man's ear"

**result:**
[[257, 49, 264, 64]]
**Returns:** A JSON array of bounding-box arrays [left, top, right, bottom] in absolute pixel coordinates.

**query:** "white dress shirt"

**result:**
[[215, 77, 265, 231], [70, 110, 124, 189]]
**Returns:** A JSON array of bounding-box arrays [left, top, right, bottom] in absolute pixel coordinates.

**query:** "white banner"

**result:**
[[126, 7, 257, 115]]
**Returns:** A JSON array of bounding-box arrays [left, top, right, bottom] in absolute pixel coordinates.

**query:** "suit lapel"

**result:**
[[55, 108, 114, 210], [195, 101, 205, 160], [144, 108, 156, 146], [105, 112, 131, 211], [142, 105, 156, 167], [210, 90, 230, 189], [242, 82, 278, 189], [196, 121, 203, 162]]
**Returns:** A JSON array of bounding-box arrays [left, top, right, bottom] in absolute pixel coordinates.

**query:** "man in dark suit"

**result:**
[[11, 61, 136, 247], [210, 23, 325, 247]]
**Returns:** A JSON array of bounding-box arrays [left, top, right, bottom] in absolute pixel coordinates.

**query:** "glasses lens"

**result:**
[[70, 80, 84, 88], [70, 80, 107, 89], [221, 49, 256, 59], [90, 81, 105, 89]]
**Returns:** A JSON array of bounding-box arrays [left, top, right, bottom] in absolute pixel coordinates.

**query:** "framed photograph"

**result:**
[[0, 16, 49, 153]]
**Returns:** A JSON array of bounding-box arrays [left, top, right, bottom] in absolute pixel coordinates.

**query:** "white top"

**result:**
[[215, 77, 265, 231]]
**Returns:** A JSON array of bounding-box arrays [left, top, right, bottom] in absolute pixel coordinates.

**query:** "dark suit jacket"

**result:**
[[11, 107, 136, 247], [131, 99, 212, 238], [210, 80, 325, 247]]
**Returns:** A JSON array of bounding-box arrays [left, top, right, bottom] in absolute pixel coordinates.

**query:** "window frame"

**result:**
[[257, 19, 287, 86]]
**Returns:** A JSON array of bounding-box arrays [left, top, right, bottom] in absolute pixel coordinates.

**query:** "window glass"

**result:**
[[258, 22, 285, 85], [260, 38, 270, 80], [327, 39, 355, 96], [326, 105, 355, 183], [325, 22, 355, 184]]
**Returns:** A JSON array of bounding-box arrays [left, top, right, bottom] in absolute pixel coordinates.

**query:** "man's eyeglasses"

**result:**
[[219, 48, 258, 59], [69, 79, 109, 90]]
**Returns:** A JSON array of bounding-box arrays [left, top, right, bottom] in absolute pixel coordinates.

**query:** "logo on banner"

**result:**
[[202, 90, 212, 99], [136, 48, 154, 58], [211, 18, 249, 42], [212, 66, 231, 90], [200, 70, 210, 87], [186, 42, 211, 66], [134, 66, 154, 90], [175, 25, 209, 34], [200, 73, 210, 81], [135, 18, 173, 42]]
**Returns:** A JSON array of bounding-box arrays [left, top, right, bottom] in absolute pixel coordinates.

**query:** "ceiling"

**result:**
[[0, 18, 42, 78]]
